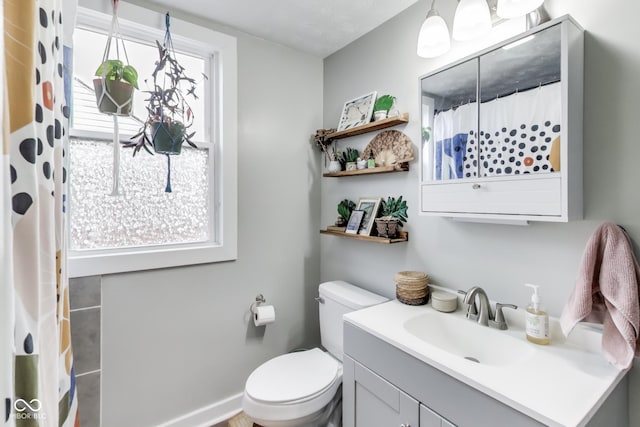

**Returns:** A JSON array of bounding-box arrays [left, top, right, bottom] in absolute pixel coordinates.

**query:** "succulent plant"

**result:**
[[344, 147, 359, 163], [337, 199, 356, 223], [380, 196, 408, 226]]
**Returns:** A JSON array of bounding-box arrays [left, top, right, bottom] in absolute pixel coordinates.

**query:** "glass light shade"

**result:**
[[417, 12, 451, 58], [496, 0, 544, 18], [452, 0, 492, 41]]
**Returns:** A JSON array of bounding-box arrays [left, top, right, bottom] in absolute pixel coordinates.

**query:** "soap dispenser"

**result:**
[[524, 284, 550, 345]]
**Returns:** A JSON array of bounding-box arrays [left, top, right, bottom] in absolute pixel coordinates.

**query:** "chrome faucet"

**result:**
[[462, 286, 493, 326]]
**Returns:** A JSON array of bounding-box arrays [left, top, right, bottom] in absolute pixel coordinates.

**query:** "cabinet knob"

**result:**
[[472, 183, 481, 190], [400, 424, 411, 427]]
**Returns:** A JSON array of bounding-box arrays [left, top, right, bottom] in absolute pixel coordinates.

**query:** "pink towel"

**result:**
[[560, 223, 640, 369]]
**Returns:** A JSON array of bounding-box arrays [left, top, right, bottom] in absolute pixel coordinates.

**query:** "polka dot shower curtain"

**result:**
[[2, 0, 79, 426], [431, 82, 561, 180]]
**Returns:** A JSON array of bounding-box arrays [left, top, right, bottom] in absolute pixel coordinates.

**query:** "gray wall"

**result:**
[[322, 0, 640, 423], [76, 0, 324, 425]]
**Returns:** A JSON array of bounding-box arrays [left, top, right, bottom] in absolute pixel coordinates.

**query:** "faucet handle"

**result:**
[[457, 290, 478, 318], [490, 303, 517, 330]]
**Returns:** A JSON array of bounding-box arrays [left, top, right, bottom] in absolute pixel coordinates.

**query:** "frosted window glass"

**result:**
[[69, 138, 209, 250]]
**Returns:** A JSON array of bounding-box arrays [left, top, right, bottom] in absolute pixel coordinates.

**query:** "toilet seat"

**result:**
[[245, 348, 339, 404], [243, 348, 343, 426]]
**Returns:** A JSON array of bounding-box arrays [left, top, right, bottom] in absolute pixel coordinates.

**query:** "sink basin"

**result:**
[[403, 311, 534, 366]]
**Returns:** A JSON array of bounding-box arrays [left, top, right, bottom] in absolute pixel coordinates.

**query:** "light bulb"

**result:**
[[452, 0, 492, 41], [417, 11, 451, 58]]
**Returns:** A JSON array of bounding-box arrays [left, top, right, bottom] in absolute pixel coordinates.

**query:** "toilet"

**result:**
[[242, 280, 388, 427]]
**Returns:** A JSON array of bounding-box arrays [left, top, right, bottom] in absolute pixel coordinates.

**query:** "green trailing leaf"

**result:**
[[123, 65, 139, 89], [337, 199, 356, 222], [381, 196, 408, 226], [373, 94, 396, 112]]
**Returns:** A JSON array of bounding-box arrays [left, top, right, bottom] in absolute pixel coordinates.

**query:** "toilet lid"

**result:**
[[245, 348, 339, 403]]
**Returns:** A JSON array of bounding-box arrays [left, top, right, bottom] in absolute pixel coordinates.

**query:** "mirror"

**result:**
[[421, 23, 562, 183]]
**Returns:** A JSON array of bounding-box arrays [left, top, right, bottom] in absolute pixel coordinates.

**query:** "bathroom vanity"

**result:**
[[342, 299, 628, 427]]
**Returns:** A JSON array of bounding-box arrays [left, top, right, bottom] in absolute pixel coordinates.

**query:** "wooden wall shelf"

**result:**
[[323, 163, 409, 177], [320, 229, 408, 244], [326, 113, 409, 141]]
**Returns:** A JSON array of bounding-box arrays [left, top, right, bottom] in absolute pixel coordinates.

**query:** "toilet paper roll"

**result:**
[[253, 305, 276, 326]]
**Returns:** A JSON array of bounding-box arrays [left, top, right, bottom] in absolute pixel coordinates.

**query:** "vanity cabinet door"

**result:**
[[343, 356, 419, 427], [421, 405, 457, 427]]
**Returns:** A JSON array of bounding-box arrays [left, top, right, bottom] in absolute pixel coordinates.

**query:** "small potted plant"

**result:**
[[372, 94, 396, 121], [93, 59, 139, 116], [343, 147, 359, 171], [124, 13, 206, 192], [336, 199, 356, 227], [126, 37, 202, 156], [375, 196, 408, 238]]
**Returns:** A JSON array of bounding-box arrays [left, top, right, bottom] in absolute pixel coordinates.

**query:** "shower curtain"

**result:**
[[433, 102, 475, 180], [431, 83, 561, 180], [2, 0, 79, 425], [474, 82, 561, 177]]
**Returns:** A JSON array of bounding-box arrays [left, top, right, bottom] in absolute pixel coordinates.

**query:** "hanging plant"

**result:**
[[124, 12, 207, 192], [93, 0, 138, 116]]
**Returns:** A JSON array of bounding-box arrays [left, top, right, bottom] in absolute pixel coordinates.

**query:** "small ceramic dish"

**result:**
[[431, 291, 457, 313]]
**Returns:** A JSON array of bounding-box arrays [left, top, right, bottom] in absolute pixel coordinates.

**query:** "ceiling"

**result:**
[[147, 0, 421, 58]]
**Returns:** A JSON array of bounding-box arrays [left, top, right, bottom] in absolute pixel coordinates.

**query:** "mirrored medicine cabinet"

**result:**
[[419, 15, 584, 223]]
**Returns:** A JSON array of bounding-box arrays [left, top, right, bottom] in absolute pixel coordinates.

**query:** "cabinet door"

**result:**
[[343, 356, 419, 427], [477, 24, 562, 180], [420, 404, 457, 427], [420, 58, 478, 183]]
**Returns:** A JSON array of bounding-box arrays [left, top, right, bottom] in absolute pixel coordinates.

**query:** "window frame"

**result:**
[[68, 5, 237, 277]]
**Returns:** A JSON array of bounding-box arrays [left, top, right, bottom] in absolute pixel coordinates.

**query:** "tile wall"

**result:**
[[69, 276, 102, 426]]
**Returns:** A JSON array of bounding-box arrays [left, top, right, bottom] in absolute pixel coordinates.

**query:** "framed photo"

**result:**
[[345, 210, 364, 234], [356, 197, 382, 236], [337, 91, 377, 131]]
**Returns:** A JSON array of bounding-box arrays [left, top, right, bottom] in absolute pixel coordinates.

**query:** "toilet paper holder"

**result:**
[[250, 294, 266, 314]]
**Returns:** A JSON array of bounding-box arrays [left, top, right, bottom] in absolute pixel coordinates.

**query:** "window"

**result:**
[[68, 6, 237, 277]]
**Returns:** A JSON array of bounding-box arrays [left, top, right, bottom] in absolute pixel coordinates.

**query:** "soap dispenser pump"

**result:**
[[524, 284, 550, 345]]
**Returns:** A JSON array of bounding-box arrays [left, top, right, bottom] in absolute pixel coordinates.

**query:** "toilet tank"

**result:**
[[318, 281, 388, 361]]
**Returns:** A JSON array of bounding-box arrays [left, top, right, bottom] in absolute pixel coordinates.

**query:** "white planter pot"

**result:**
[[328, 160, 342, 173], [373, 110, 388, 121]]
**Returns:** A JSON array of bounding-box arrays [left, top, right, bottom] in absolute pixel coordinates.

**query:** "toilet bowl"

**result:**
[[243, 348, 342, 427], [242, 281, 387, 427]]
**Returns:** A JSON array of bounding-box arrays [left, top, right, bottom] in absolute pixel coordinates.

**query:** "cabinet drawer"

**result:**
[[420, 176, 562, 216]]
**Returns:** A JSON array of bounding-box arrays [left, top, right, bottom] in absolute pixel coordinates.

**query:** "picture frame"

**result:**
[[345, 210, 365, 234], [337, 91, 377, 131], [356, 197, 382, 236]]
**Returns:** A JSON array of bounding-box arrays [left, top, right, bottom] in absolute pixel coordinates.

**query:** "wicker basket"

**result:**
[[395, 271, 429, 305]]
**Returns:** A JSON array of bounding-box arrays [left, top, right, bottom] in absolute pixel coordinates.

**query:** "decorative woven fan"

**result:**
[[363, 130, 414, 167]]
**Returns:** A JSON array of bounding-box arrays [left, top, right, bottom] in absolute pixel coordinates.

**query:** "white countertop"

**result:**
[[344, 294, 627, 427]]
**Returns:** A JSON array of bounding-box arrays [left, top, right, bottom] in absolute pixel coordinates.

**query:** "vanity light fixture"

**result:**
[[417, 0, 451, 58], [416, 0, 548, 59], [496, 0, 544, 19], [452, 0, 492, 41]]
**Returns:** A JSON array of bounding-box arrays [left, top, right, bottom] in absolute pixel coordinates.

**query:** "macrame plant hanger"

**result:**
[[97, 0, 133, 196], [154, 12, 178, 193]]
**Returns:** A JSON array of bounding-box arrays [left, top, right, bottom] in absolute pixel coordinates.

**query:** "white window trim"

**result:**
[[68, 4, 237, 277]]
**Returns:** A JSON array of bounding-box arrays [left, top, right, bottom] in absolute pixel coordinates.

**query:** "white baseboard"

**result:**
[[158, 392, 244, 427]]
